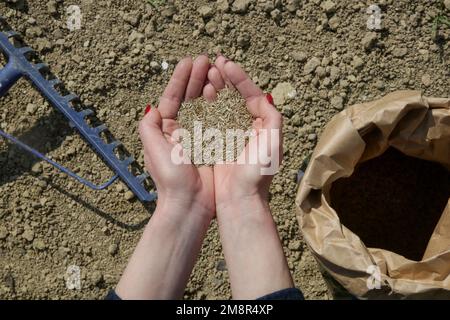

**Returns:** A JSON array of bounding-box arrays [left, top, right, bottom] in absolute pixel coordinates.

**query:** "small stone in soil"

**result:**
[[232, 0, 251, 13], [361, 32, 377, 51], [330, 96, 344, 110], [421, 74, 431, 87], [31, 163, 42, 174], [26, 103, 38, 115], [108, 243, 119, 255], [291, 51, 307, 63], [392, 47, 408, 58], [303, 57, 321, 74], [124, 191, 135, 201], [33, 239, 47, 251], [445, 0, 450, 11], [321, 0, 336, 14], [0, 226, 8, 240], [22, 229, 35, 242], [217, 0, 229, 12], [288, 240, 302, 251], [198, 5, 215, 19], [272, 82, 297, 105]]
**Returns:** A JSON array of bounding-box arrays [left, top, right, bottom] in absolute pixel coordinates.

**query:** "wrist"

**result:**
[[216, 194, 276, 234], [147, 202, 211, 244], [216, 194, 270, 218], [154, 194, 214, 224]]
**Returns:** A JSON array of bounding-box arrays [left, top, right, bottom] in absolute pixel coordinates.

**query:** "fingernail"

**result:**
[[224, 58, 230, 64], [216, 52, 223, 57], [144, 104, 151, 115], [266, 93, 274, 106], [200, 52, 208, 57]]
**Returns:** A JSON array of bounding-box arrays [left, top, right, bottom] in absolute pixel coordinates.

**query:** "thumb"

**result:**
[[139, 108, 169, 150]]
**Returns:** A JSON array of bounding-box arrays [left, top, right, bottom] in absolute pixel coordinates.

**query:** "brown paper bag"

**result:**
[[296, 90, 450, 299]]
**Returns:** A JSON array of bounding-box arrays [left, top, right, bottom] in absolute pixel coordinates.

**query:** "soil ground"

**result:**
[[0, 0, 449, 299]]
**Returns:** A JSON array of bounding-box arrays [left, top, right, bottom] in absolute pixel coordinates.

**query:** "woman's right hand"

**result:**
[[139, 55, 216, 222]]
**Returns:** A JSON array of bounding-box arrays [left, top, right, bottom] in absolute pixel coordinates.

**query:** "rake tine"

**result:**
[[48, 79, 61, 87], [34, 63, 49, 71], [94, 124, 107, 133], [18, 47, 33, 55], [5, 31, 20, 38], [109, 140, 122, 150], [136, 172, 150, 183], [78, 109, 94, 117], [122, 156, 135, 166], [63, 93, 79, 103]]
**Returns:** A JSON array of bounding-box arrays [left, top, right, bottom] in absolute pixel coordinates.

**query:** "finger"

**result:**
[[198, 166, 214, 191], [161, 118, 180, 137], [223, 61, 281, 129], [252, 118, 263, 131], [158, 57, 193, 119], [203, 83, 217, 101], [215, 54, 233, 88], [207, 65, 225, 90], [184, 55, 210, 101], [237, 124, 282, 170], [223, 61, 263, 105], [257, 104, 282, 130], [139, 108, 169, 150]]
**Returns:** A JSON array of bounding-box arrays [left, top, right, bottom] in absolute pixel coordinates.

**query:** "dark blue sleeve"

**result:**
[[105, 288, 304, 300], [105, 289, 122, 300], [256, 288, 304, 300]]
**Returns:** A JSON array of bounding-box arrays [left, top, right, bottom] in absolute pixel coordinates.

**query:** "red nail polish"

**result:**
[[144, 104, 151, 115], [266, 93, 274, 105]]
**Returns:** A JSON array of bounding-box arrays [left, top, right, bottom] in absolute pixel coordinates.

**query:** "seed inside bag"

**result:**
[[330, 148, 450, 261]]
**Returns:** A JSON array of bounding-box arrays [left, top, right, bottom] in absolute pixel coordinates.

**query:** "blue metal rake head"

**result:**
[[0, 25, 157, 202]]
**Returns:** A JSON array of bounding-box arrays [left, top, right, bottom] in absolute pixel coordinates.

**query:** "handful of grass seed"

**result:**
[[177, 89, 253, 166]]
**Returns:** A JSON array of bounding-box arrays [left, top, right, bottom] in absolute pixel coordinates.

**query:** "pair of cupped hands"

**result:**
[[118, 55, 291, 300], [139, 54, 283, 221]]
